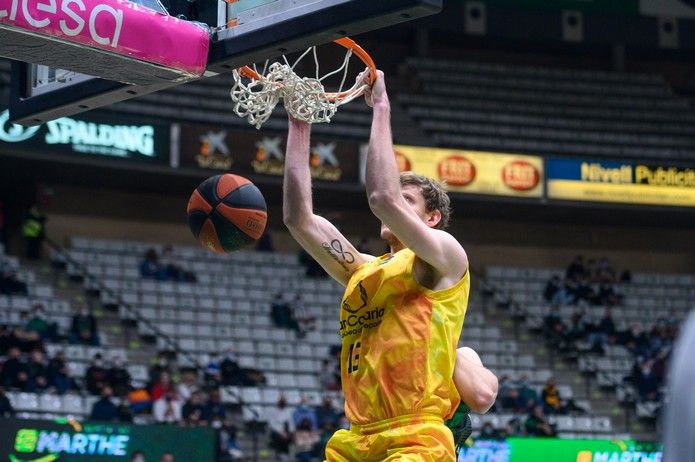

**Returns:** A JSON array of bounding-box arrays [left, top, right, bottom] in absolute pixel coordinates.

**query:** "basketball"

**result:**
[[187, 174, 268, 253]]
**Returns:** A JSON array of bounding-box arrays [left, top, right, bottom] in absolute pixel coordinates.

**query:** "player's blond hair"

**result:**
[[399, 172, 451, 229]]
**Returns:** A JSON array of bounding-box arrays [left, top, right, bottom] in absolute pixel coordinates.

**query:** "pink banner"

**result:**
[[0, 0, 209, 77]]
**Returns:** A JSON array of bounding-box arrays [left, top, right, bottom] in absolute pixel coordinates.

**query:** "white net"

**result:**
[[230, 45, 370, 129]]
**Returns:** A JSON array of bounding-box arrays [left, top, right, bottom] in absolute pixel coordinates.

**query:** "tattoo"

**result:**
[[321, 239, 354, 271]]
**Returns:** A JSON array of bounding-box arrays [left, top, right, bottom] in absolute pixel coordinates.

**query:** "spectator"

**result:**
[[315, 395, 339, 429], [293, 396, 318, 431], [266, 395, 294, 462], [517, 374, 538, 412], [525, 405, 556, 437], [219, 348, 266, 387], [319, 359, 339, 391], [130, 451, 146, 462], [255, 230, 274, 252], [1, 347, 28, 390], [153, 389, 182, 424], [505, 417, 524, 437], [159, 454, 174, 462], [497, 375, 521, 411], [294, 417, 319, 462], [140, 249, 163, 279], [565, 255, 584, 281], [117, 399, 134, 423], [25, 304, 55, 341], [177, 370, 199, 402], [634, 360, 660, 402], [271, 293, 304, 337], [0, 261, 28, 296], [204, 354, 222, 389], [150, 371, 174, 402], [588, 307, 615, 352], [477, 422, 501, 440], [14, 312, 42, 352], [159, 245, 196, 282], [543, 276, 562, 303], [182, 391, 205, 426], [202, 388, 227, 426], [90, 385, 119, 422], [541, 378, 562, 414], [46, 350, 72, 395], [107, 356, 131, 398], [22, 205, 46, 260], [291, 294, 316, 333], [70, 305, 100, 345], [0, 386, 15, 417], [85, 353, 108, 395], [149, 353, 172, 388], [0, 325, 18, 355]]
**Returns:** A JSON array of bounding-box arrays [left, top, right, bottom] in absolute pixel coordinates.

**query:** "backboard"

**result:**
[[6, 0, 442, 125]]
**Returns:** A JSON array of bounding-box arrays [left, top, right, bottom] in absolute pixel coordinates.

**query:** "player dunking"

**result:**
[[283, 70, 498, 461]]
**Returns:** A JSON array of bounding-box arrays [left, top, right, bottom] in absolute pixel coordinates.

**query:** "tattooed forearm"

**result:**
[[321, 239, 354, 271]]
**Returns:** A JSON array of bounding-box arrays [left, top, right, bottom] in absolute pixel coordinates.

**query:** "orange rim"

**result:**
[[237, 37, 377, 102]]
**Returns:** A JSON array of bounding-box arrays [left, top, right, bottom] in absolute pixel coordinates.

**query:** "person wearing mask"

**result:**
[[70, 305, 100, 345], [315, 395, 339, 430], [148, 353, 171, 388], [1, 347, 28, 390], [130, 451, 146, 462], [266, 395, 294, 462], [25, 304, 53, 341], [152, 389, 182, 424], [90, 386, 119, 422], [294, 417, 320, 462], [176, 370, 199, 402], [202, 388, 226, 426], [541, 378, 562, 414], [107, 356, 131, 397], [293, 396, 318, 431], [46, 350, 72, 395], [85, 354, 108, 395], [182, 391, 205, 426], [150, 371, 174, 402], [525, 405, 556, 437], [25, 349, 49, 393]]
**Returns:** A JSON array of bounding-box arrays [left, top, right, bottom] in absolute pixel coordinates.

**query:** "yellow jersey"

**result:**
[[338, 248, 469, 425]]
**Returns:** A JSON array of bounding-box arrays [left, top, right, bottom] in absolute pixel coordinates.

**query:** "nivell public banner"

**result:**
[[365, 145, 544, 198], [458, 438, 662, 462], [0, 109, 170, 163], [546, 158, 695, 207], [179, 125, 360, 183], [0, 418, 216, 462]]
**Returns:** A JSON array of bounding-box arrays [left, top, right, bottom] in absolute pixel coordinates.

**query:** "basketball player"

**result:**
[[283, 70, 498, 461]]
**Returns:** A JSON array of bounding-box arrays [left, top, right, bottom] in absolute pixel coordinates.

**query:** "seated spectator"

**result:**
[[541, 378, 562, 414], [1, 347, 28, 390], [90, 385, 119, 422], [153, 389, 182, 424], [13, 313, 42, 352], [266, 395, 294, 462], [315, 395, 339, 430], [525, 405, 556, 437], [0, 386, 15, 417], [505, 417, 524, 437], [0, 261, 28, 296], [543, 276, 562, 303], [634, 359, 660, 402], [182, 391, 205, 426], [0, 325, 19, 355], [588, 307, 615, 352], [565, 255, 585, 281], [177, 370, 199, 402], [117, 399, 134, 423], [86, 353, 108, 395], [204, 354, 222, 389], [140, 248, 163, 279], [148, 352, 172, 388], [497, 375, 521, 411], [271, 293, 304, 337], [319, 359, 339, 391], [46, 350, 72, 395], [621, 323, 650, 357], [477, 422, 502, 440], [159, 245, 196, 282], [150, 371, 174, 402], [70, 305, 100, 345], [219, 348, 266, 387], [597, 282, 620, 306], [107, 355, 131, 398], [517, 375, 538, 412], [293, 396, 318, 431], [291, 295, 316, 333], [294, 417, 320, 462], [597, 258, 616, 283], [202, 388, 227, 426], [255, 230, 274, 252], [25, 304, 56, 341]]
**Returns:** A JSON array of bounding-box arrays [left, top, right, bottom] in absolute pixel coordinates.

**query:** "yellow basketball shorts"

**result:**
[[324, 414, 456, 462]]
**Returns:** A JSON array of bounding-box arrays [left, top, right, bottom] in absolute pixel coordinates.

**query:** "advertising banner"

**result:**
[[0, 109, 170, 164], [546, 158, 695, 207], [0, 418, 217, 462], [384, 145, 544, 198], [459, 438, 662, 462], [179, 125, 360, 183], [483, 0, 639, 14]]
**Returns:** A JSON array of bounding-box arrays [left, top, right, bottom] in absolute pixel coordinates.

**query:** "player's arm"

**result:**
[[454, 347, 498, 414], [363, 71, 468, 280], [283, 117, 373, 286]]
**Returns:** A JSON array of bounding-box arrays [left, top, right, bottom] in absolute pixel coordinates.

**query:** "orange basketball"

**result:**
[[187, 174, 267, 253]]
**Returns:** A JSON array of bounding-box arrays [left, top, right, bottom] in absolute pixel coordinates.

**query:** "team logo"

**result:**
[[341, 281, 368, 314], [339, 274, 385, 337], [310, 142, 342, 181], [501, 160, 540, 191], [251, 136, 285, 175], [0, 110, 41, 143], [437, 155, 476, 186], [196, 130, 232, 169]]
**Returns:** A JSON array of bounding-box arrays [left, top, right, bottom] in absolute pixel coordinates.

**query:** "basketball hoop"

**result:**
[[230, 37, 377, 128]]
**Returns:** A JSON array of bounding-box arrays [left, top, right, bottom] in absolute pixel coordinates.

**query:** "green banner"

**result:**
[[458, 438, 662, 462], [484, 0, 639, 14]]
